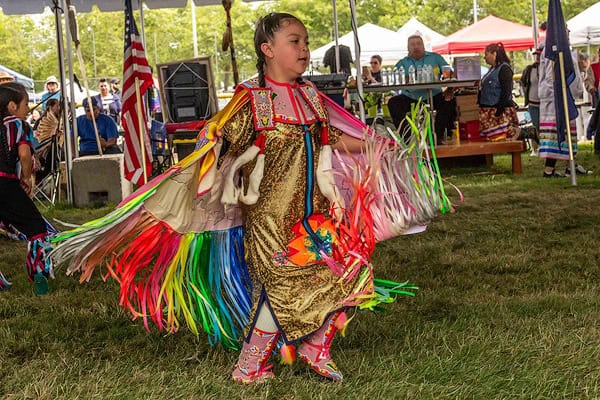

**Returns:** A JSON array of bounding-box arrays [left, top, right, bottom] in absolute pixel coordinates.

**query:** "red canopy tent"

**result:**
[[432, 15, 538, 54]]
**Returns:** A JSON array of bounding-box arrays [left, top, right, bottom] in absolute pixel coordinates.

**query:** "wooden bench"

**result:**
[[432, 140, 526, 173]]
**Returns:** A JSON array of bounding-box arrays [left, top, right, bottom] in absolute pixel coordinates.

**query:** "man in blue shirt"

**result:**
[[388, 35, 457, 142], [76, 97, 121, 156]]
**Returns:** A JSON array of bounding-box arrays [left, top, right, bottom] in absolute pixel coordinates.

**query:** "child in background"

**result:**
[[0, 82, 54, 294]]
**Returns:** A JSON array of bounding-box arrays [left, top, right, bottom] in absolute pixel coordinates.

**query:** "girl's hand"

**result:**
[[20, 178, 32, 196], [215, 129, 223, 138]]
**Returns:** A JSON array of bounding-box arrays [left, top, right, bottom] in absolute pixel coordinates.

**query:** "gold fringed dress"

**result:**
[[222, 77, 360, 341]]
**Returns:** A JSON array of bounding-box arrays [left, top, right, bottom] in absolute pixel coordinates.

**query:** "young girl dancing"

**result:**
[[0, 82, 54, 294], [52, 12, 449, 383]]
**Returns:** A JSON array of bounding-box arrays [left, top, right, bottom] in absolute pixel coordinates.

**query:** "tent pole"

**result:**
[[531, 0, 539, 48], [64, 1, 79, 160], [332, 0, 340, 72], [191, 0, 198, 57], [54, 0, 74, 204], [348, 0, 365, 122], [138, 0, 146, 49]]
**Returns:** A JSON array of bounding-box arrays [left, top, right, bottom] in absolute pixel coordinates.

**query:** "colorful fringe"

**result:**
[[51, 93, 447, 349], [25, 235, 54, 281], [0, 272, 11, 291], [52, 204, 252, 349]]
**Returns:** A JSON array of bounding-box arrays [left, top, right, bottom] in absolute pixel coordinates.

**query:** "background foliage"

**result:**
[[0, 0, 597, 91]]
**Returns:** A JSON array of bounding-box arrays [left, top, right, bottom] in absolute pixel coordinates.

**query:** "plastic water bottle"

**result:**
[[398, 66, 405, 85], [433, 64, 440, 82], [416, 65, 423, 83], [408, 65, 416, 84]]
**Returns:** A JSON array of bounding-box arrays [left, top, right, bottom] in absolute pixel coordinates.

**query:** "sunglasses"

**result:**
[[370, 61, 379, 65]]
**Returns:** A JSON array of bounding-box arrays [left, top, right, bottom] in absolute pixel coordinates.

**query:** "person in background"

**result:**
[[0, 71, 15, 85], [387, 35, 456, 143], [35, 99, 62, 144], [0, 82, 54, 294], [367, 55, 383, 84], [27, 109, 42, 131], [110, 78, 122, 100], [75, 97, 120, 156], [590, 48, 600, 107], [538, 40, 590, 177], [577, 52, 596, 102], [41, 76, 60, 110], [363, 55, 391, 120], [322, 44, 352, 74], [93, 78, 122, 126], [478, 42, 519, 141], [576, 52, 595, 141], [520, 46, 543, 155]]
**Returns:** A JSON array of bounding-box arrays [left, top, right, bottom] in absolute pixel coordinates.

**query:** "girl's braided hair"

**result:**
[[254, 12, 305, 87]]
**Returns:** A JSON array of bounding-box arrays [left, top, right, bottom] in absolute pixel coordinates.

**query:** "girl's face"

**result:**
[[261, 19, 310, 83], [484, 50, 496, 66], [9, 96, 29, 120]]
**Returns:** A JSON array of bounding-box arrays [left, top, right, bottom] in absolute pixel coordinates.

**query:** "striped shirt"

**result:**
[[0, 116, 33, 179]]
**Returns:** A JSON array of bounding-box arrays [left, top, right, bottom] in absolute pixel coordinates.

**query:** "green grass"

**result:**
[[2, 146, 600, 399]]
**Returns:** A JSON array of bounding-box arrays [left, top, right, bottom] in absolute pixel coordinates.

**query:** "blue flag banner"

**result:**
[[544, 0, 578, 144]]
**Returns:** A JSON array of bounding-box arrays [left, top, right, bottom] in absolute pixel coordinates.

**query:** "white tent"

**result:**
[[396, 17, 445, 51], [310, 23, 407, 67], [567, 2, 600, 47]]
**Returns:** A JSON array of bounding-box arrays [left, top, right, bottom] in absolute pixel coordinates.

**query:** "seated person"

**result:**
[[35, 98, 62, 144], [76, 97, 121, 156], [94, 78, 122, 126], [363, 55, 393, 120], [34, 98, 63, 182], [387, 35, 457, 143]]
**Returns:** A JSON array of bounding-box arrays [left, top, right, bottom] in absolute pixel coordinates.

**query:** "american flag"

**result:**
[[121, 0, 153, 185]]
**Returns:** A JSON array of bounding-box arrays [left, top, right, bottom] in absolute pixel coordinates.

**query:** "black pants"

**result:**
[[387, 93, 457, 142], [79, 145, 122, 157], [0, 178, 47, 239]]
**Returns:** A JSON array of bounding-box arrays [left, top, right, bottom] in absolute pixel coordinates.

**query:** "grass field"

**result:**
[[1, 145, 600, 399]]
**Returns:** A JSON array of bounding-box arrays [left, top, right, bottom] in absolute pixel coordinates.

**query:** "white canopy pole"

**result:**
[[55, 0, 74, 203], [332, 0, 340, 72], [191, 0, 198, 57], [532, 0, 539, 49], [348, 0, 365, 122], [138, 0, 146, 49]]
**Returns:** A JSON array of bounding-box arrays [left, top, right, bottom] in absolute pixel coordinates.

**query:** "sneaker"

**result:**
[[543, 169, 566, 178], [33, 273, 49, 296], [565, 165, 592, 175], [530, 149, 539, 157]]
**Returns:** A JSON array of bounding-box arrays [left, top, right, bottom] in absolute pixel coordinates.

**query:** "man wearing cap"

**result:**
[[520, 46, 542, 142], [0, 71, 15, 85], [110, 78, 121, 100], [75, 97, 121, 156], [41, 76, 60, 110]]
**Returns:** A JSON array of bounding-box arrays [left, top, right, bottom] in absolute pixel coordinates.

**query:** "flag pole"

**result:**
[[557, 51, 577, 186], [134, 77, 147, 184]]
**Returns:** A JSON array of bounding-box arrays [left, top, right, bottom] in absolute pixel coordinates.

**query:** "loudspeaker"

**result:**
[[157, 57, 218, 123]]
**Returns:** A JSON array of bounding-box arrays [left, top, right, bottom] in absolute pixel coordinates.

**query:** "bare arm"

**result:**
[[18, 143, 33, 195], [331, 133, 366, 153]]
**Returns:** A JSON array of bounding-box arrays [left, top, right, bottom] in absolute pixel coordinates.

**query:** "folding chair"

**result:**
[[33, 134, 62, 208]]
